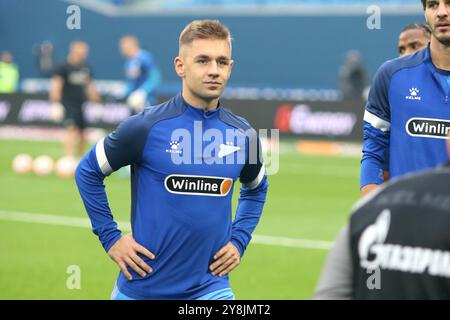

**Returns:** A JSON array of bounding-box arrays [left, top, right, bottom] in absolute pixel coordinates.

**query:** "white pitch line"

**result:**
[[0, 210, 334, 250], [252, 234, 333, 250], [0, 210, 131, 232]]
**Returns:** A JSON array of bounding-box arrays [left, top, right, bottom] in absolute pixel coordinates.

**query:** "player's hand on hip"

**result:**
[[107, 233, 155, 280], [209, 242, 241, 277]]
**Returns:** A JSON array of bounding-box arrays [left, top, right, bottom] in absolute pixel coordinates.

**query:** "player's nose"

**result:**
[[207, 61, 219, 76], [437, 2, 449, 18]]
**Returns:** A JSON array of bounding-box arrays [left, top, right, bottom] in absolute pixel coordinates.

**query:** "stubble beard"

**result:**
[[432, 22, 450, 47], [436, 35, 450, 47]]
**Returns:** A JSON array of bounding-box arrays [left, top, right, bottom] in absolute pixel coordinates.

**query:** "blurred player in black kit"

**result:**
[[50, 41, 100, 157]]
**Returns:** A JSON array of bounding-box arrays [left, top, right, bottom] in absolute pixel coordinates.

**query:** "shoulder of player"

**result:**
[[138, 50, 154, 64], [107, 100, 179, 147], [218, 106, 254, 131], [375, 48, 427, 82], [126, 96, 185, 130]]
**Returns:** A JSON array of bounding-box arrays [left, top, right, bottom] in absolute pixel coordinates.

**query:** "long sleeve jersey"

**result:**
[[361, 45, 450, 188], [75, 93, 268, 299]]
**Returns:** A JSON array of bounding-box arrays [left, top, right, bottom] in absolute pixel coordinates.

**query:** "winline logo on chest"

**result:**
[[164, 174, 233, 197]]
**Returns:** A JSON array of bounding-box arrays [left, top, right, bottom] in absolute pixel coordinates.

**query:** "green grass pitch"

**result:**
[[0, 139, 360, 299]]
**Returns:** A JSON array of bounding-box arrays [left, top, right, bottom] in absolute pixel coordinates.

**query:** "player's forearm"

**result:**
[[49, 77, 62, 102], [49, 86, 61, 102], [231, 176, 268, 257], [360, 122, 389, 188], [361, 184, 380, 197], [87, 82, 101, 103], [360, 155, 385, 189], [49, 91, 61, 103], [75, 147, 122, 252]]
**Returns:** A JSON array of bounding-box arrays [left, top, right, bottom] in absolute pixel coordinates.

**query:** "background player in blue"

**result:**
[[398, 23, 431, 57], [119, 35, 161, 111], [379, 23, 431, 182], [360, 0, 450, 196], [75, 20, 268, 300]]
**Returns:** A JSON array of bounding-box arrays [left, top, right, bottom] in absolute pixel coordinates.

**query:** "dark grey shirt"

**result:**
[[314, 225, 353, 300]]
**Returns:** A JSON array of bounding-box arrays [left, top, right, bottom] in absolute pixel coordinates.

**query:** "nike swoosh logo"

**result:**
[[218, 144, 240, 158]]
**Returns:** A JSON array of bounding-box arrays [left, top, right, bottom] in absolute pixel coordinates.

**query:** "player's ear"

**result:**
[[174, 56, 185, 78]]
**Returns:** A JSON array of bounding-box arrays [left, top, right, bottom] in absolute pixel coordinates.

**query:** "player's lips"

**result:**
[[436, 23, 450, 29], [204, 82, 222, 89]]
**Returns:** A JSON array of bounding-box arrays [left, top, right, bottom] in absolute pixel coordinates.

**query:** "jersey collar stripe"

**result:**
[[364, 110, 391, 132], [243, 165, 266, 190], [96, 138, 113, 176]]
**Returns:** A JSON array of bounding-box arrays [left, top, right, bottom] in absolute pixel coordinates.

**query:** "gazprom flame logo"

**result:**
[[359, 209, 391, 269]]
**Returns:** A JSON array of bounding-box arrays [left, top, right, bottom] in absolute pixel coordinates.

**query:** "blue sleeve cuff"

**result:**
[[231, 176, 268, 257], [103, 231, 123, 253], [360, 122, 389, 188], [230, 238, 245, 258], [360, 158, 384, 188]]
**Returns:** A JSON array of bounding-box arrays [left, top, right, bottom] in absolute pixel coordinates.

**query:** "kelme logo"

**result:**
[[164, 174, 233, 197]]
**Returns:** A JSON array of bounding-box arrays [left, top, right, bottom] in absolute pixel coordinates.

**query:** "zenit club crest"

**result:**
[[164, 174, 233, 197]]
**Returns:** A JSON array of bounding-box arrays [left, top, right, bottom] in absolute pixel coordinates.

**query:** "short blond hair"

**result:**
[[179, 20, 232, 50]]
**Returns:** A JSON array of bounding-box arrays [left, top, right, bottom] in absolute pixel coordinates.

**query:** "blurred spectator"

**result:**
[[398, 23, 431, 57], [338, 50, 369, 100], [32, 41, 54, 77], [119, 35, 161, 111], [0, 51, 19, 93], [49, 41, 101, 157]]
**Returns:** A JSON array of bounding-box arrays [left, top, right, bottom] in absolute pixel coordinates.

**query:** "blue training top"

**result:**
[[361, 45, 450, 188], [75, 93, 268, 299], [124, 49, 161, 105]]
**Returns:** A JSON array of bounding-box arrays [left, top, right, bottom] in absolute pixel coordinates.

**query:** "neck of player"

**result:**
[[430, 37, 450, 71], [182, 90, 219, 112]]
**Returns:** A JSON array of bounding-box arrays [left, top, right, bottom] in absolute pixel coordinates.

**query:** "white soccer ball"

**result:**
[[49, 102, 64, 122], [126, 89, 147, 112], [12, 153, 33, 174], [55, 156, 78, 178], [32, 155, 54, 176]]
